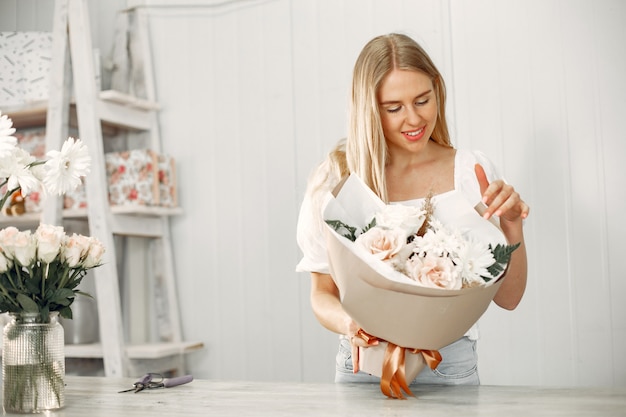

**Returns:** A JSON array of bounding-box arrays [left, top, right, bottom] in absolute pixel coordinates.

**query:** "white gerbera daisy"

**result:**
[[43, 137, 91, 195], [0, 112, 18, 158], [413, 220, 463, 258], [1, 148, 40, 196], [454, 237, 495, 285]]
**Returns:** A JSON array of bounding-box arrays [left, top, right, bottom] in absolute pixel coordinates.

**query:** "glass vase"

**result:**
[[2, 312, 65, 413]]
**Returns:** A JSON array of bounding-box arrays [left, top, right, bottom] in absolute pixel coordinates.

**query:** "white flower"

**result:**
[[356, 226, 409, 263], [0, 111, 17, 158], [412, 221, 463, 258], [0, 227, 20, 260], [375, 204, 426, 235], [43, 137, 91, 195], [35, 224, 65, 264], [8, 230, 37, 267], [453, 237, 495, 285], [0, 225, 17, 273], [0, 147, 40, 196], [405, 253, 462, 290], [62, 233, 91, 267], [82, 236, 105, 268]]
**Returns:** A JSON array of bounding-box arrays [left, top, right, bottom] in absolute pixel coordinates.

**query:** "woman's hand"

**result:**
[[347, 321, 379, 374], [475, 164, 529, 222], [310, 273, 378, 372], [475, 164, 529, 310]]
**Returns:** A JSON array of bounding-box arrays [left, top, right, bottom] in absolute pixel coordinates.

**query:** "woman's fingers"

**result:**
[[475, 163, 529, 221], [349, 331, 379, 374], [351, 336, 360, 374], [474, 163, 490, 196]]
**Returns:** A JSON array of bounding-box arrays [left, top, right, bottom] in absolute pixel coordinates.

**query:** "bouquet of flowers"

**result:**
[[327, 198, 519, 291], [0, 110, 103, 322], [323, 173, 520, 399], [0, 224, 105, 321]]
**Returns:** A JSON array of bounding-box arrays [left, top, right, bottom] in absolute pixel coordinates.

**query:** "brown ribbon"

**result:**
[[354, 329, 442, 399]]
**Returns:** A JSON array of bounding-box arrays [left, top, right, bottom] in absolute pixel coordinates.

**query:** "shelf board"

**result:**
[[0, 206, 183, 236], [0, 341, 203, 359], [110, 205, 183, 216], [4, 102, 49, 128], [99, 90, 159, 111], [0, 212, 41, 227], [5, 91, 159, 131]]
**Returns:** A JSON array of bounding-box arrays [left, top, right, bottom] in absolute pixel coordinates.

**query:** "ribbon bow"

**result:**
[[353, 328, 442, 399]]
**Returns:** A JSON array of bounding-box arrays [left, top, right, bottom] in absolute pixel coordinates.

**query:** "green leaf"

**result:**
[[75, 290, 94, 299], [487, 242, 521, 277], [325, 219, 359, 242], [16, 294, 39, 313], [50, 288, 75, 306], [40, 304, 50, 323], [361, 218, 377, 234], [492, 242, 521, 263], [59, 305, 73, 320]]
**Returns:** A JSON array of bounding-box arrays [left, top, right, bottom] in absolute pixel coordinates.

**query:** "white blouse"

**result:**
[[296, 149, 502, 274]]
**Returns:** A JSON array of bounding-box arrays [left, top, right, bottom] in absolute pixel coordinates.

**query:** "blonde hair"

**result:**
[[347, 33, 452, 202]]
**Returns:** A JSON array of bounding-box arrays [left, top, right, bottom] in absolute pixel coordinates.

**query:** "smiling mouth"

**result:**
[[404, 127, 425, 137], [405, 128, 423, 136]]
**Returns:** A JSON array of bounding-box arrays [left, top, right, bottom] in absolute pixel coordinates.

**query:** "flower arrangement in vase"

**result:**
[[0, 110, 105, 413]]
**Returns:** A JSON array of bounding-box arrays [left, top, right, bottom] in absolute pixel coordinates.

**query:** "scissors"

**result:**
[[118, 373, 193, 393]]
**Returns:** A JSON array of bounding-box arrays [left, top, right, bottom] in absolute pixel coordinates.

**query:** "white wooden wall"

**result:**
[[1, 0, 624, 386], [449, 0, 626, 386]]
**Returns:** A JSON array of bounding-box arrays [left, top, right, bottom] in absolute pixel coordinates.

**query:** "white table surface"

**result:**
[[2, 376, 624, 416]]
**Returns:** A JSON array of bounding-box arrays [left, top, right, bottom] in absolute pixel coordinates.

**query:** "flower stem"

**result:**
[[0, 186, 20, 210]]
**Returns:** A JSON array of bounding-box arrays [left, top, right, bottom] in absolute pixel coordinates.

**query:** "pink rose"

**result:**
[[35, 224, 65, 264], [405, 254, 462, 290], [83, 236, 105, 268], [0, 227, 20, 256], [355, 227, 408, 262], [62, 233, 91, 267], [9, 230, 37, 267]]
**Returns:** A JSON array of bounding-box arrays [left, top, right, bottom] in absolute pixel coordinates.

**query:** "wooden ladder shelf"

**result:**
[[43, 0, 202, 377]]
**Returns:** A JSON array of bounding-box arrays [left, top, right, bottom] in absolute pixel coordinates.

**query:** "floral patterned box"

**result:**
[[4, 142, 176, 211], [157, 154, 177, 208], [63, 179, 88, 211], [105, 149, 160, 206]]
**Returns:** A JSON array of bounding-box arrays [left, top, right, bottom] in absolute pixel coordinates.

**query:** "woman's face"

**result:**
[[377, 69, 438, 156]]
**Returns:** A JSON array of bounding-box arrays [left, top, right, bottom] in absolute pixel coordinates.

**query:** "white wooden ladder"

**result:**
[[43, 0, 202, 377]]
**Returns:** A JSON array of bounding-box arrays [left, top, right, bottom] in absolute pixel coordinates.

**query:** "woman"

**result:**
[[296, 33, 529, 385]]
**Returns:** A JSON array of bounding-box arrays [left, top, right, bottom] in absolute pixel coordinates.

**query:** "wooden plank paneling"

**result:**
[[451, 0, 626, 386], [595, 0, 626, 386], [0, 0, 55, 31], [560, 0, 615, 385], [143, 0, 302, 381], [0, 1, 18, 30]]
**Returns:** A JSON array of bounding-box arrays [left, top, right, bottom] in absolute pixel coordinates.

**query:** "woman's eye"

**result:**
[[416, 99, 429, 106], [386, 106, 401, 113]]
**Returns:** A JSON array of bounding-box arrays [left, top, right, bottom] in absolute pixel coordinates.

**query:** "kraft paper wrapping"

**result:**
[[324, 174, 508, 381]]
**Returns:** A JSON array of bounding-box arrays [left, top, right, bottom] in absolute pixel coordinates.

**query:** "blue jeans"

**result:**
[[334, 336, 480, 385]]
